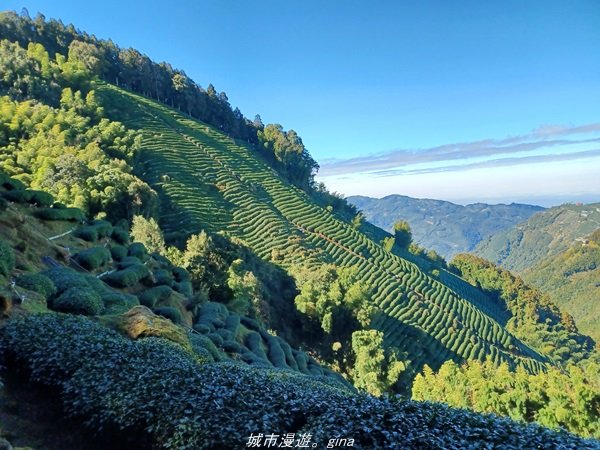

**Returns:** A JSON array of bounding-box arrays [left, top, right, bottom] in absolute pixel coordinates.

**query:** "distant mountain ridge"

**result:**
[[472, 203, 600, 342], [474, 202, 600, 272], [348, 195, 544, 259]]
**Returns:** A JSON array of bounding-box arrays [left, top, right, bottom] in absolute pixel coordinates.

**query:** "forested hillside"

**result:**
[[349, 195, 543, 259], [0, 10, 598, 448], [474, 202, 600, 272], [522, 229, 600, 342], [473, 203, 600, 343]]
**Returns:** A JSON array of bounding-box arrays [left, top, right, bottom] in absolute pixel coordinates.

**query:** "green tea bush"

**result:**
[[111, 227, 130, 245], [139, 286, 174, 308], [0, 240, 15, 276], [102, 292, 139, 314], [0, 173, 25, 191], [109, 244, 128, 261], [128, 242, 148, 260], [208, 332, 224, 347], [2, 189, 32, 204], [153, 269, 174, 287], [52, 287, 104, 315], [222, 340, 242, 353], [15, 273, 56, 299], [3, 315, 590, 450], [0, 196, 7, 211], [172, 267, 190, 282], [174, 280, 193, 297], [92, 220, 113, 238], [33, 207, 86, 222], [2, 189, 54, 207], [74, 225, 99, 242], [75, 247, 112, 271], [153, 306, 183, 324], [104, 264, 150, 288], [117, 256, 142, 269]]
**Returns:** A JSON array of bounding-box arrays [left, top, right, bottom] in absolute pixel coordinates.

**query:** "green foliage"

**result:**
[[109, 244, 128, 261], [450, 253, 595, 364], [130, 215, 165, 254], [0, 40, 158, 221], [0, 240, 15, 276], [33, 206, 85, 221], [351, 329, 407, 396], [412, 358, 600, 438], [127, 242, 148, 260], [393, 220, 413, 248], [104, 264, 150, 288], [74, 246, 111, 271], [226, 259, 259, 315], [138, 285, 175, 308], [74, 225, 99, 242], [2, 189, 53, 206], [0, 171, 26, 190], [52, 287, 104, 315], [101, 292, 139, 314], [522, 233, 600, 342], [15, 273, 56, 298], [153, 306, 183, 324], [111, 226, 130, 245], [257, 123, 318, 190], [1, 314, 594, 450]]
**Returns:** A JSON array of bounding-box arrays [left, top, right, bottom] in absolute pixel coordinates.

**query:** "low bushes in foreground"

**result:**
[[1, 314, 597, 450]]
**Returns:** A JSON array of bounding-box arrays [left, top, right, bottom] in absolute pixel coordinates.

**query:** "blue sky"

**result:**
[[4, 1, 600, 206]]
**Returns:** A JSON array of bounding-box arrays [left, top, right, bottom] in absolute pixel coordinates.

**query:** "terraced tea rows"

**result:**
[[100, 83, 551, 376]]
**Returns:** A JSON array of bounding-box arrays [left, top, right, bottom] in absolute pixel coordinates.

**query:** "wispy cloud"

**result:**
[[370, 148, 600, 177], [319, 122, 600, 177]]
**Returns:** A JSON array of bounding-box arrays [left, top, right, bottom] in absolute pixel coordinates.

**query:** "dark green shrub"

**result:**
[[102, 292, 140, 315], [222, 340, 242, 353], [153, 306, 183, 324], [266, 335, 288, 368], [104, 264, 150, 288], [29, 190, 54, 207], [225, 313, 240, 335], [111, 227, 130, 245], [52, 202, 67, 209], [208, 332, 224, 347], [33, 207, 85, 222], [92, 220, 113, 238], [52, 287, 104, 315], [75, 247, 111, 271], [2, 189, 33, 204], [153, 269, 174, 287], [0, 240, 15, 277], [172, 267, 190, 282], [0, 196, 7, 211], [216, 328, 233, 341], [138, 285, 174, 308], [3, 315, 585, 450], [0, 173, 25, 191], [174, 280, 192, 297], [128, 242, 148, 259], [189, 334, 222, 361], [109, 244, 128, 261], [117, 256, 142, 269], [192, 323, 212, 334], [74, 225, 99, 242], [245, 331, 269, 362], [15, 273, 56, 299], [2, 189, 53, 206]]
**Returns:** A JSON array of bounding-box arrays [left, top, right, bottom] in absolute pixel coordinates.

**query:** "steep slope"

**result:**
[[97, 82, 552, 381], [1, 176, 596, 450], [522, 230, 600, 342], [349, 194, 543, 259], [474, 203, 600, 272]]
